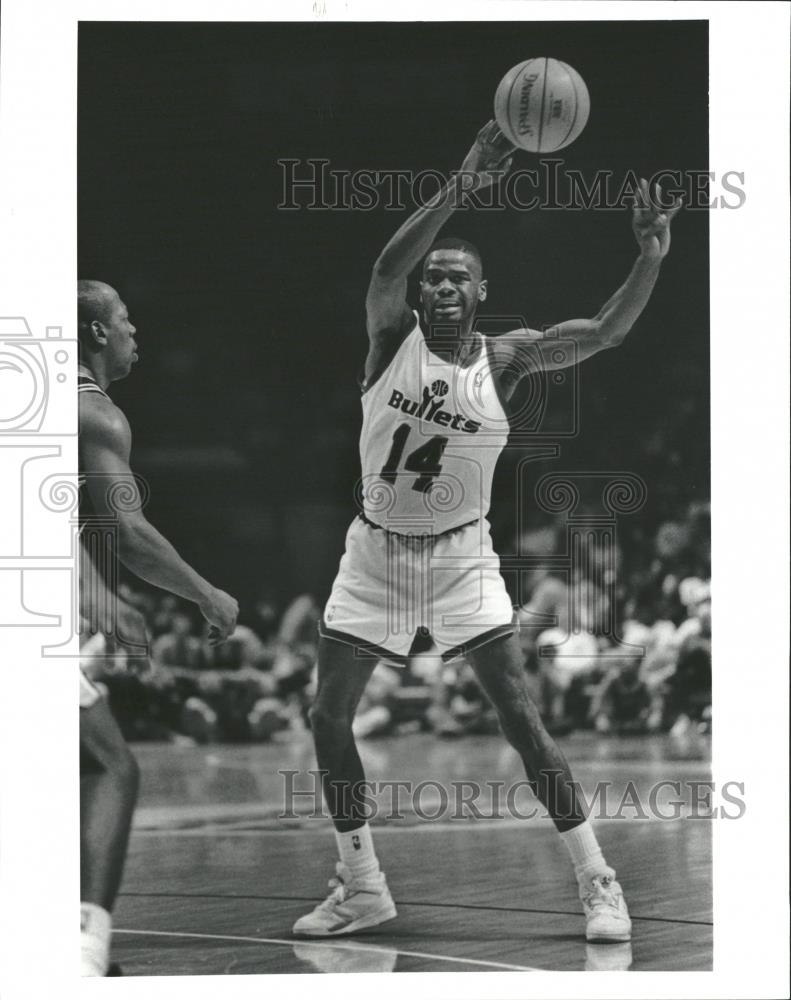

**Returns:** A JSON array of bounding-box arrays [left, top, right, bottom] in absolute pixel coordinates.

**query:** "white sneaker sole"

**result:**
[[586, 927, 632, 944], [293, 897, 397, 938]]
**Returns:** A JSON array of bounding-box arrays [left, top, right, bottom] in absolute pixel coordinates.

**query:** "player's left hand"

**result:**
[[458, 120, 516, 190], [200, 587, 239, 646], [632, 178, 682, 260]]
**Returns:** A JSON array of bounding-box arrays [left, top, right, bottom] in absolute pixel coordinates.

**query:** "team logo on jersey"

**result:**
[[430, 378, 449, 398], [387, 385, 481, 433]]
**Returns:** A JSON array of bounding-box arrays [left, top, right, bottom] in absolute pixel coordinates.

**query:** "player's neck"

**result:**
[[425, 319, 480, 366], [78, 359, 110, 391]]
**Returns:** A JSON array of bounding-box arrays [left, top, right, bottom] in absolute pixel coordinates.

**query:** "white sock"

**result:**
[[335, 824, 381, 884], [559, 820, 613, 886], [81, 902, 111, 977]]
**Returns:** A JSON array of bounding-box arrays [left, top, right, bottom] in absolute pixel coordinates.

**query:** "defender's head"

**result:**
[[420, 237, 487, 327], [77, 280, 138, 380]]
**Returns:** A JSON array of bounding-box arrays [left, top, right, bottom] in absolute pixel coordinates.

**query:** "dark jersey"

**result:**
[[78, 371, 110, 526]]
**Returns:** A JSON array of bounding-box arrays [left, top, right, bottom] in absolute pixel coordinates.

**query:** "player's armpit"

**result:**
[[362, 314, 418, 388]]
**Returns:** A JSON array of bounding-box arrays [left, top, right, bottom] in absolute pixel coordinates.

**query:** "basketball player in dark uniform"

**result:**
[[293, 122, 681, 941], [78, 280, 239, 975]]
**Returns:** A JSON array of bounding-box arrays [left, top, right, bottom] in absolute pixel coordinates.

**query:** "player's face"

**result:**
[[105, 295, 139, 379], [420, 250, 487, 326]]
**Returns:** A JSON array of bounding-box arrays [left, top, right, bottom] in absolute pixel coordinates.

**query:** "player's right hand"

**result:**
[[632, 178, 682, 260], [200, 587, 239, 645], [458, 119, 515, 190]]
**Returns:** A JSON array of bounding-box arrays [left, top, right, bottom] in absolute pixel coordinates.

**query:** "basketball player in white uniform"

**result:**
[[78, 280, 239, 974], [293, 121, 680, 942]]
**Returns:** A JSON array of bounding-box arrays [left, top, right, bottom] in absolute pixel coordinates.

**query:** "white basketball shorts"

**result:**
[[320, 515, 515, 663]]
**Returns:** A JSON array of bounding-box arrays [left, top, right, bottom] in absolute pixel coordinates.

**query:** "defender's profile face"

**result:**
[[420, 250, 487, 325], [105, 296, 139, 378]]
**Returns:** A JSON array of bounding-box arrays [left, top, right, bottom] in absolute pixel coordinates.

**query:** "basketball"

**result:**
[[494, 57, 590, 153]]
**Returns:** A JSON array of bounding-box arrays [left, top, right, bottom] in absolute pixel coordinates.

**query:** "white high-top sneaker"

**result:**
[[580, 872, 632, 943], [292, 862, 397, 937]]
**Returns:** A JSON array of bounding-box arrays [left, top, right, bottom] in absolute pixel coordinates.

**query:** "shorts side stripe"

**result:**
[[318, 621, 409, 665], [440, 618, 517, 663]]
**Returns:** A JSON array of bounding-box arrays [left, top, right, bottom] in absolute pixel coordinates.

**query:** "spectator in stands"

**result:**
[[151, 608, 206, 670], [353, 631, 439, 739], [150, 593, 180, 638], [533, 628, 599, 732], [272, 594, 321, 728], [665, 583, 712, 735], [252, 590, 281, 643], [101, 486, 713, 746], [430, 656, 501, 738], [592, 657, 653, 735]]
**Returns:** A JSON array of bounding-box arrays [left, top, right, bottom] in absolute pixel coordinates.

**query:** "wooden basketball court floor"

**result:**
[[112, 730, 712, 974]]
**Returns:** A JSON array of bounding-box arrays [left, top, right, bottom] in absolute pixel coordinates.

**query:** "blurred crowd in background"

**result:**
[[77, 21, 712, 751], [81, 498, 711, 746]]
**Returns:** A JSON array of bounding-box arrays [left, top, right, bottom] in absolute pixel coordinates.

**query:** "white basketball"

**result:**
[[494, 57, 590, 153]]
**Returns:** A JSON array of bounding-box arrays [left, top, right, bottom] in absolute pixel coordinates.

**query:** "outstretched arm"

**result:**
[[509, 179, 682, 371], [80, 397, 238, 643], [364, 121, 514, 377]]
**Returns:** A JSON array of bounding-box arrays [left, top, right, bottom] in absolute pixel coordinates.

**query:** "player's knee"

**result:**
[[308, 703, 354, 745]]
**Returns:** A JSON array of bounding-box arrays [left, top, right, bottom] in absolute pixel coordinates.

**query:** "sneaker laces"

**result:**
[[317, 863, 353, 911], [583, 873, 621, 910]]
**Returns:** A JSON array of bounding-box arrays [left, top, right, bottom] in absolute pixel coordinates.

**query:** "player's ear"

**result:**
[[90, 320, 108, 347], [478, 279, 488, 303]]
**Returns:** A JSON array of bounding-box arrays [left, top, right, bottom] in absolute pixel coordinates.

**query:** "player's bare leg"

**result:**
[[469, 633, 631, 942], [310, 637, 378, 830], [292, 636, 397, 937], [80, 697, 140, 974]]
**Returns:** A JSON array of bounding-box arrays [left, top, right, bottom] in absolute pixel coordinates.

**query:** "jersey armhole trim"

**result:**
[[483, 335, 512, 421], [359, 310, 419, 395]]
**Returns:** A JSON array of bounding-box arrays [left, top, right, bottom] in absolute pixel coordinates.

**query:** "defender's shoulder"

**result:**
[[79, 391, 130, 446]]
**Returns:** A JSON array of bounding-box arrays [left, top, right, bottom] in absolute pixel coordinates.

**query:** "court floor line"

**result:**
[[134, 807, 703, 829], [200, 757, 711, 776], [119, 890, 713, 928], [114, 927, 539, 972]]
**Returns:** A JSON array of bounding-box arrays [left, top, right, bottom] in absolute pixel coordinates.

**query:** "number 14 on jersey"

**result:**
[[380, 423, 449, 494]]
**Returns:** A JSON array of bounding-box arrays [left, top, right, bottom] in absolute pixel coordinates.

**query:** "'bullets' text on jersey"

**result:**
[[359, 315, 509, 535]]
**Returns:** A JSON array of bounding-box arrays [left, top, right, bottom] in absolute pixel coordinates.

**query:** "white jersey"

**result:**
[[359, 314, 509, 535]]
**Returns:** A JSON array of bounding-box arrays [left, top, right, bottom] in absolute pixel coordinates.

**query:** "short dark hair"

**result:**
[[423, 236, 483, 274], [77, 280, 116, 352]]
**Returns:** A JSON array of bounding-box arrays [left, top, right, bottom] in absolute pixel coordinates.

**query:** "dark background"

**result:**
[[78, 21, 709, 613]]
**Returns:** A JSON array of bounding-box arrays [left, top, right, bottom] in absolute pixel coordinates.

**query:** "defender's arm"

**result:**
[[80, 396, 238, 641]]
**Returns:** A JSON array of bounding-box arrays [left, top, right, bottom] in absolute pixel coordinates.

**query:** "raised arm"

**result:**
[[507, 179, 682, 372], [80, 395, 238, 643], [364, 121, 514, 379]]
